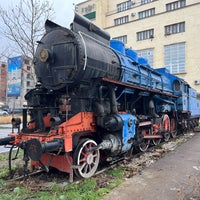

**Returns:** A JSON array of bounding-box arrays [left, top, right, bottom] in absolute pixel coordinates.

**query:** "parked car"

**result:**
[[0, 109, 9, 116], [10, 108, 23, 114]]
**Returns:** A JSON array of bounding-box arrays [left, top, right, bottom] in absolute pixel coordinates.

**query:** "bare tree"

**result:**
[[0, 0, 54, 59]]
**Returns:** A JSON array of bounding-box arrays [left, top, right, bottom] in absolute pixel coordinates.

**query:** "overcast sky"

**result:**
[[0, 0, 84, 55], [49, 0, 85, 26], [0, 0, 84, 26]]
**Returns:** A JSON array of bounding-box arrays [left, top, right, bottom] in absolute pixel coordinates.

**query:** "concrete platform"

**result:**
[[103, 133, 200, 200]]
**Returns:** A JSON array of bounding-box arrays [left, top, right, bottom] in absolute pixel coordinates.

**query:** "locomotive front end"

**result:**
[[34, 13, 121, 90], [34, 21, 80, 90], [0, 13, 124, 182]]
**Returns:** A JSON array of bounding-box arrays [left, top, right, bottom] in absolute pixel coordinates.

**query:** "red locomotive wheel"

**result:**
[[170, 118, 177, 138], [152, 124, 161, 146], [73, 139, 100, 179], [162, 114, 171, 142], [138, 129, 150, 152], [138, 139, 150, 152], [152, 137, 161, 146]]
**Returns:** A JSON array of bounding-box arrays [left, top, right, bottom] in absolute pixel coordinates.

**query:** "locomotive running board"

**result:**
[[102, 77, 177, 98]]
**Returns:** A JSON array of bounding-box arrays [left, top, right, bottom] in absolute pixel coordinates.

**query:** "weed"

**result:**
[[107, 178, 123, 190], [155, 143, 162, 149], [106, 168, 124, 178], [0, 179, 6, 187], [177, 188, 184, 200], [0, 153, 8, 161], [0, 168, 9, 178]]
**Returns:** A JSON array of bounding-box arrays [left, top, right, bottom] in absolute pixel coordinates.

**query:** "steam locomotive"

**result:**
[[1, 13, 200, 182]]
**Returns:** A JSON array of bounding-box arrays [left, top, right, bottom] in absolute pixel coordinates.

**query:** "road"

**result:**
[[103, 132, 200, 200], [0, 124, 13, 153]]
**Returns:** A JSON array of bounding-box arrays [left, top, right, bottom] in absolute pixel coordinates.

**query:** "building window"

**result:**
[[27, 66, 31, 70], [164, 43, 185, 74], [117, 1, 133, 12], [138, 8, 155, 19], [27, 73, 31, 79], [27, 81, 30, 87], [166, 0, 186, 11], [81, 4, 95, 15], [165, 22, 185, 35], [137, 48, 154, 67], [114, 16, 129, 26], [141, 0, 154, 5], [113, 35, 127, 44], [24, 59, 30, 65], [137, 29, 154, 41]]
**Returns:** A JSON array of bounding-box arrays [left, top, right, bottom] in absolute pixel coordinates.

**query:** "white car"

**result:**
[[0, 109, 9, 116]]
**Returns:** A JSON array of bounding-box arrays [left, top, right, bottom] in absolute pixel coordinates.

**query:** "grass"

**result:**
[[106, 168, 124, 178], [0, 150, 125, 200], [0, 152, 9, 161], [0, 173, 124, 200]]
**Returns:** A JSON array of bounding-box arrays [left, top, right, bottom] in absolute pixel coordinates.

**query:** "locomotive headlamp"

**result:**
[[128, 118, 133, 127], [39, 49, 49, 62]]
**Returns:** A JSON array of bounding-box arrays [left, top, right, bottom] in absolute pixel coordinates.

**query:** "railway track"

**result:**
[[5, 132, 194, 184]]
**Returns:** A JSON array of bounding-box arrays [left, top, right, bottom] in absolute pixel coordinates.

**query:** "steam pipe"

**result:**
[[109, 86, 118, 114], [154, 95, 177, 111], [0, 136, 15, 146], [99, 85, 107, 102], [26, 138, 63, 161]]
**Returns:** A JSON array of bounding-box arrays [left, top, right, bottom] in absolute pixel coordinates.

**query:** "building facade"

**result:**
[[7, 56, 35, 110], [77, 0, 200, 94], [0, 61, 7, 103]]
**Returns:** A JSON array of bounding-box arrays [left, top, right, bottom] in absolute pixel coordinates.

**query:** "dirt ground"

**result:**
[[102, 132, 200, 200]]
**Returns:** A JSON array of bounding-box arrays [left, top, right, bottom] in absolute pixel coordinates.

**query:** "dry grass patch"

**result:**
[[0, 115, 29, 125], [0, 116, 15, 124]]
